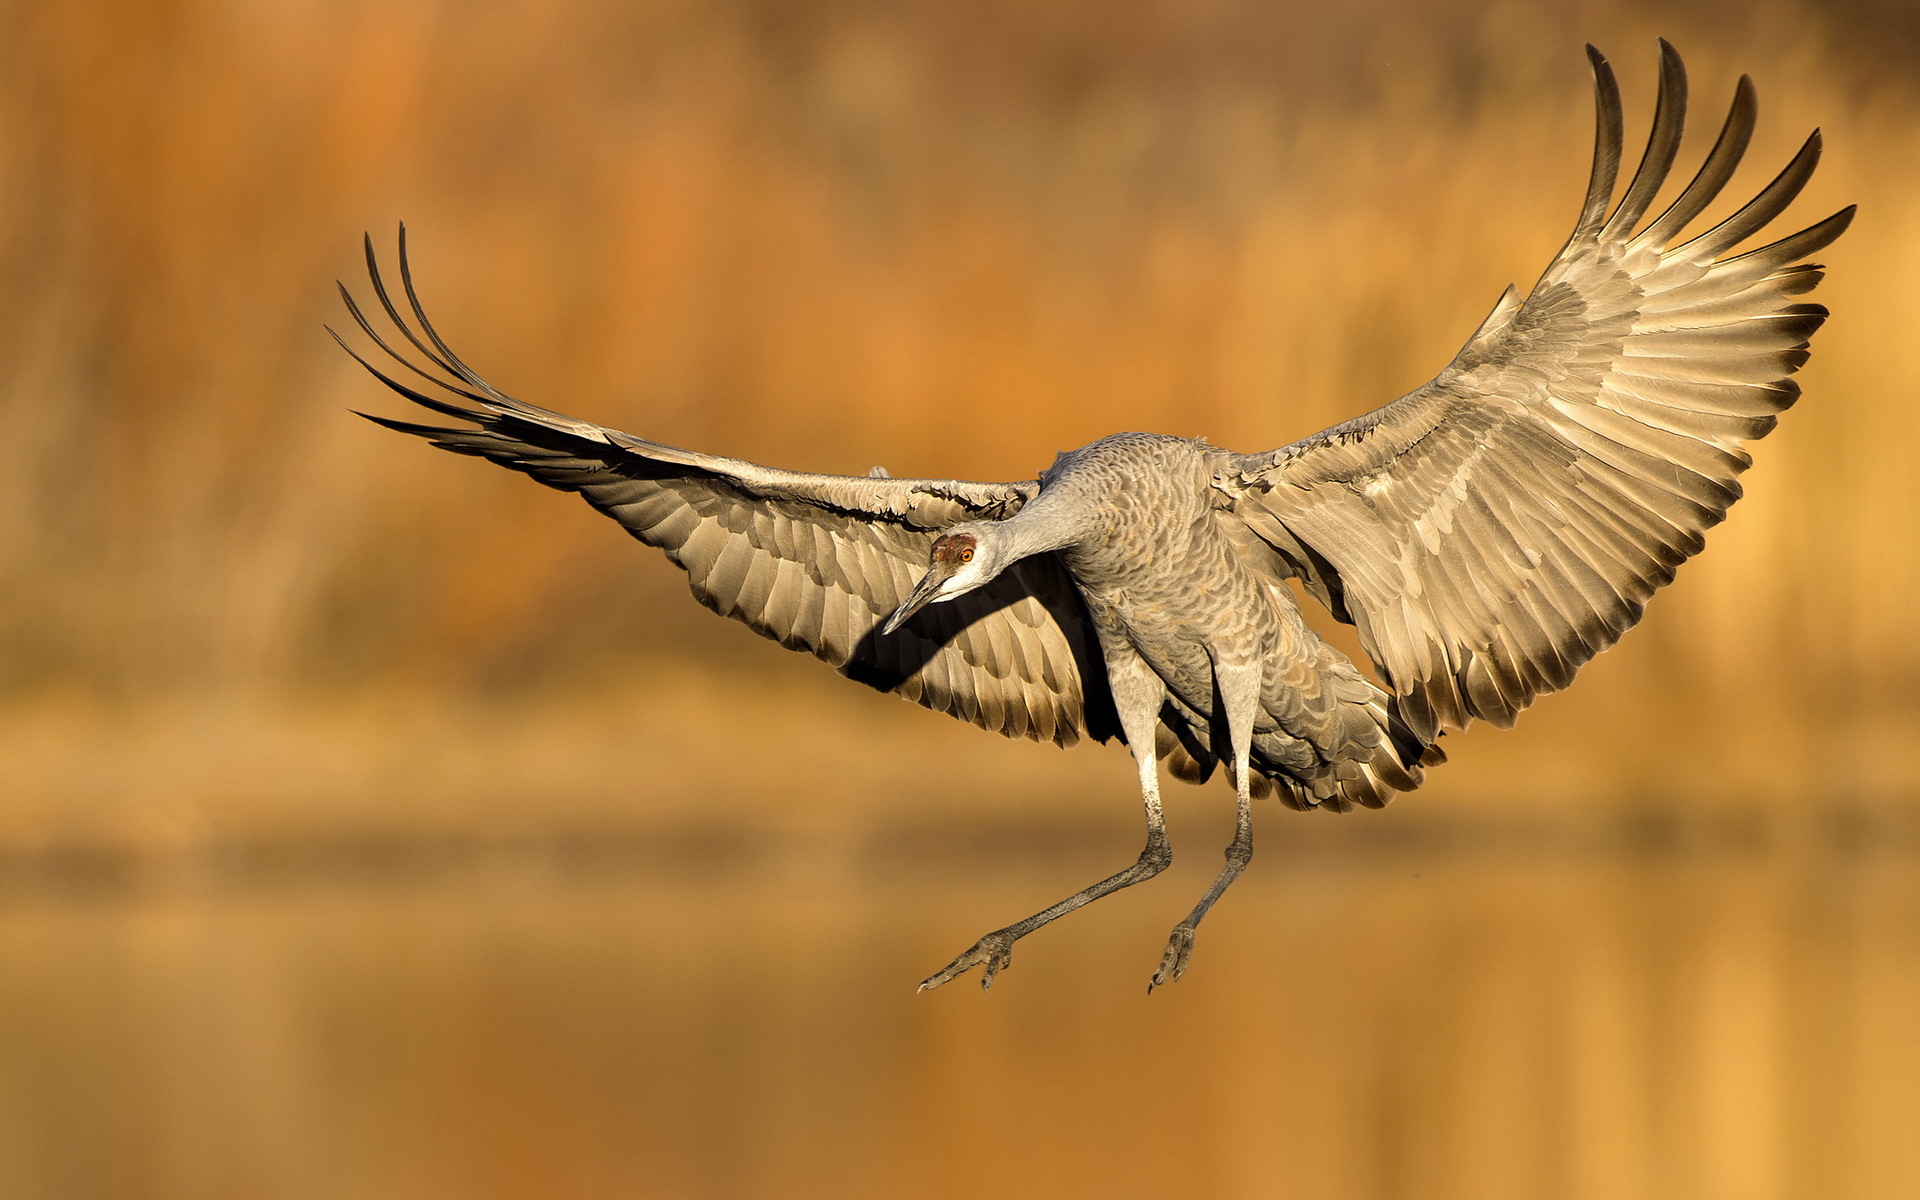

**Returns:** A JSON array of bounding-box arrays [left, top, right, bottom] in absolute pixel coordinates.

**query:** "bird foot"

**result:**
[[917, 931, 1016, 992], [1149, 924, 1196, 992]]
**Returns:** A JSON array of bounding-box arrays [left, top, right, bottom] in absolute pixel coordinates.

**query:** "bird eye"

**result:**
[[960, 547, 974, 563]]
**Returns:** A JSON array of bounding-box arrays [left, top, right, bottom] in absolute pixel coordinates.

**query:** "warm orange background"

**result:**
[[1, 2, 1917, 1198]]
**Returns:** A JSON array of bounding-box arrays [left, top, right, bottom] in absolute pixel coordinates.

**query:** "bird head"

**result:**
[[881, 525, 1000, 635]]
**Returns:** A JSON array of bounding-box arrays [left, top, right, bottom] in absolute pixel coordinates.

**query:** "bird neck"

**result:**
[[991, 489, 1084, 564]]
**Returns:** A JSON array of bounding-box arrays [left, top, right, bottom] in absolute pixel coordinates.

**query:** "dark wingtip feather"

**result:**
[[395, 226, 514, 405], [1600, 39, 1689, 243], [363, 226, 468, 382], [334, 331, 496, 426], [1636, 73, 1759, 250], [1676, 127, 1825, 262], [332, 281, 500, 409], [1572, 46, 1626, 245], [351, 411, 519, 465], [1714, 204, 1855, 278], [352, 410, 461, 438]]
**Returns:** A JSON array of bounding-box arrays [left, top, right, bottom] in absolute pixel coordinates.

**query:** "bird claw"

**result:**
[[1149, 924, 1196, 992], [917, 932, 1016, 992]]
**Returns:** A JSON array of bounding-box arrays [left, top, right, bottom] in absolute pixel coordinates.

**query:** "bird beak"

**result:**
[[881, 569, 946, 636]]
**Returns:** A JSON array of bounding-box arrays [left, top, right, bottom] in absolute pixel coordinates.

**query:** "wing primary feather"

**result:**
[[1600, 38, 1688, 243], [335, 283, 496, 408], [1636, 75, 1757, 250], [1569, 46, 1626, 247], [362, 232, 467, 384], [334, 332, 496, 425], [354, 412, 469, 442], [395, 224, 517, 406], [1673, 131, 1823, 263], [1711, 205, 1856, 273]]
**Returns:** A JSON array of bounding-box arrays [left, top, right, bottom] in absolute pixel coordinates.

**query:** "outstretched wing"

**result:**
[[341, 231, 1120, 747], [1226, 41, 1853, 742]]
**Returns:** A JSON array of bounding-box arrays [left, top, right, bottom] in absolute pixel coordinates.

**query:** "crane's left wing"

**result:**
[[1225, 42, 1852, 743], [340, 231, 1120, 747]]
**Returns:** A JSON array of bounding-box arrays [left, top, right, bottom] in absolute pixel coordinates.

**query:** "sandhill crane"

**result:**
[[342, 42, 1851, 991]]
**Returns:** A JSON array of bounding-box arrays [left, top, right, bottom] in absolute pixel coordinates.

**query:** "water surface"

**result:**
[[1, 809, 1916, 1200]]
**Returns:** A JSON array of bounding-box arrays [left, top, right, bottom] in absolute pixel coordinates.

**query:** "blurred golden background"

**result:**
[[2, 0, 1918, 1197]]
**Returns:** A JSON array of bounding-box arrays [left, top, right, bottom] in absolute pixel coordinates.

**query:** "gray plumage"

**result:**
[[342, 42, 1851, 990]]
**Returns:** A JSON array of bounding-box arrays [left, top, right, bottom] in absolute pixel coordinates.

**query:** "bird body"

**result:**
[[990, 433, 1420, 811], [343, 42, 1852, 989]]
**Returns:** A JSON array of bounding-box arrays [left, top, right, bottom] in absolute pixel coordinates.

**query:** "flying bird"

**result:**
[[341, 42, 1851, 991]]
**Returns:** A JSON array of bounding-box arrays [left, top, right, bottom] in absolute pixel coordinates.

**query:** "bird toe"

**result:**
[[917, 932, 1016, 993], [1150, 924, 1197, 991]]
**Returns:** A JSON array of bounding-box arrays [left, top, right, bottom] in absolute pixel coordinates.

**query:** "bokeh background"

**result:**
[[2, 0, 1918, 1197]]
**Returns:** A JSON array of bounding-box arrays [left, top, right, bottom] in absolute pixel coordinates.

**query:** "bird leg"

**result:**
[[919, 655, 1172, 992], [1151, 785, 1252, 990], [1151, 658, 1260, 990], [916, 747, 1171, 992]]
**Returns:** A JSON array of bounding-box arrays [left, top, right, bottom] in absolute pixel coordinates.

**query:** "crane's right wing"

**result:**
[[1224, 43, 1852, 743], [341, 231, 1121, 747]]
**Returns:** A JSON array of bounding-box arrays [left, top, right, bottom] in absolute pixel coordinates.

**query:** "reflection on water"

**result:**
[[1, 812, 1918, 1200]]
